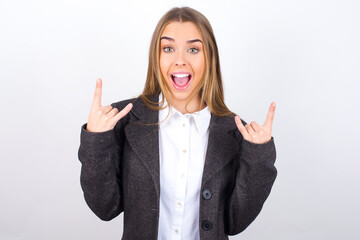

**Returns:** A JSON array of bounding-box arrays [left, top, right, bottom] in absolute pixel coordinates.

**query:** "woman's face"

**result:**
[[159, 21, 205, 106]]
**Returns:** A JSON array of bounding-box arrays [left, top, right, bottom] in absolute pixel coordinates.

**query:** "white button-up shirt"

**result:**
[[157, 93, 211, 240]]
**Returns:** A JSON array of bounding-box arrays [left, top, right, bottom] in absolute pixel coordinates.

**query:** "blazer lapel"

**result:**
[[124, 96, 239, 195], [202, 114, 239, 186], [124, 96, 160, 197]]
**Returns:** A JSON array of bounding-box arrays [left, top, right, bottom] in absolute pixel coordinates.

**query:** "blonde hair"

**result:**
[[140, 6, 234, 117]]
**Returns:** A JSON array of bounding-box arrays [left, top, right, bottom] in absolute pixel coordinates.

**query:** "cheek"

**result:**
[[193, 56, 206, 77], [159, 55, 169, 77]]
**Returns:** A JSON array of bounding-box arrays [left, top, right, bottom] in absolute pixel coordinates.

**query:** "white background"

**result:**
[[0, 0, 359, 239]]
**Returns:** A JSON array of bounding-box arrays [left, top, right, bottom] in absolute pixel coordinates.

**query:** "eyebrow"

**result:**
[[160, 36, 203, 44]]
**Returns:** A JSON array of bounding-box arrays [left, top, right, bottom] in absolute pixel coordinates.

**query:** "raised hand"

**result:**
[[86, 78, 133, 132], [235, 102, 276, 144]]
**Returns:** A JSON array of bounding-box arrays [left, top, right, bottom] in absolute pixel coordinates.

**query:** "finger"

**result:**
[[250, 121, 262, 132], [235, 116, 250, 139], [105, 107, 119, 118], [102, 105, 113, 114], [92, 78, 102, 108], [245, 124, 256, 139], [113, 103, 133, 122], [264, 102, 276, 130]]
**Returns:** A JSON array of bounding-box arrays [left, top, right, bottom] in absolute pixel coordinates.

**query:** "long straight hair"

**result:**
[[140, 7, 234, 117]]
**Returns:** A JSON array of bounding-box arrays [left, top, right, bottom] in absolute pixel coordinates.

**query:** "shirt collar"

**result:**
[[158, 93, 211, 135]]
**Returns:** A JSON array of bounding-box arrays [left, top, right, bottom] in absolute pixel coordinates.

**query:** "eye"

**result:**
[[163, 46, 174, 53], [189, 48, 199, 54]]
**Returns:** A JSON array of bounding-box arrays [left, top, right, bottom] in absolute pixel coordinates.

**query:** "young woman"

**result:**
[[78, 7, 277, 240]]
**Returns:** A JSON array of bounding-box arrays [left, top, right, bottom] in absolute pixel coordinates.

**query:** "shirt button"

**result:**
[[182, 149, 187, 153], [175, 229, 179, 234], [182, 123, 186, 127], [181, 174, 185, 179], [177, 202, 182, 206]]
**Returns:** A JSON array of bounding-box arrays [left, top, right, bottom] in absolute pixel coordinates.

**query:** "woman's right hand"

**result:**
[[86, 78, 133, 133]]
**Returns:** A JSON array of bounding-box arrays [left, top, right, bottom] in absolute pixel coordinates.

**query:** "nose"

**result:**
[[175, 51, 186, 66]]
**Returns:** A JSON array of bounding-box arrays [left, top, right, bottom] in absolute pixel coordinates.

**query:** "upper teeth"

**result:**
[[172, 73, 190, 78]]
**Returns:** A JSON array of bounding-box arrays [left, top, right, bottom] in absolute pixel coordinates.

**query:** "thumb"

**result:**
[[235, 116, 249, 139], [113, 103, 133, 123]]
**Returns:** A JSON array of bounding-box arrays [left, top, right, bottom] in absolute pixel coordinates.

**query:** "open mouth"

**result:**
[[171, 73, 192, 90]]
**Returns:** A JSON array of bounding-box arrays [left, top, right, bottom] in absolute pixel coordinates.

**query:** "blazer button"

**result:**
[[202, 189, 212, 200], [202, 220, 213, 231]]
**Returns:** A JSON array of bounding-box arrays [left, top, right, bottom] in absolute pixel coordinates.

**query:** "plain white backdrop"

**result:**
[[0, 0, 359, 239]]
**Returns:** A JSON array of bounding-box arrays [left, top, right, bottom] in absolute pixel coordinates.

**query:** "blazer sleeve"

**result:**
[[224, 120, 277, 235], [77, 103, 127, 221]]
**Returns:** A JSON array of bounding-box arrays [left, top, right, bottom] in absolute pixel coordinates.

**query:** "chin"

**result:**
[[169, 90, 191, 102]]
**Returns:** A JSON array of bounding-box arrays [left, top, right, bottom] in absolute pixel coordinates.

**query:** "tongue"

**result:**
[[173, 76, 189, 86]]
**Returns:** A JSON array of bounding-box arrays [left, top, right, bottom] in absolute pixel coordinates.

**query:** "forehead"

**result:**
[[161, 21, 203, 41]]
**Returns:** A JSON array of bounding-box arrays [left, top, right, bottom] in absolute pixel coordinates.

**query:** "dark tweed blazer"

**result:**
[[78, 95, 277, 240]]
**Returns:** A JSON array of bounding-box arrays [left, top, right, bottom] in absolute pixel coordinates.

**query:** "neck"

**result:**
[[170, 95, 206, 114]]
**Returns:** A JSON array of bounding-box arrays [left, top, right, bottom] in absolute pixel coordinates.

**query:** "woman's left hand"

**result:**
[[235, 102, 276, 144]]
